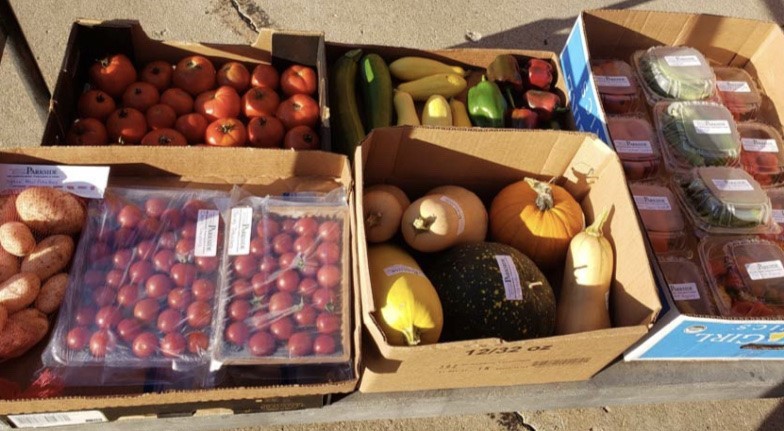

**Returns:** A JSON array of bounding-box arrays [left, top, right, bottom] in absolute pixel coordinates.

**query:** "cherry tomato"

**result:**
[[316, 242, 340, 265], [280, 219, 296, 233], [66, 118, 108, 146], [249, 310, 272, 330], [224, 321, 249, 346], [175, 239, 195, 262], [129, 261, 154, 284], [157, 308, 183, 333], [173, 55, 217, 96], [259, 255, 278, 273], [89, 54, 136, 98], [297, 253, 320, 277], [168, 287, 193, 311], [293, 304, 317, 327], [205, 118, 247, 147], [122, 81, 160, 112], [66, 327, 90, 350], [276, 269, 300, 293], [272, 233, 293, 255], [77, 89, 116, 121], [270, 317, 294, 341], [105, 269, 124, 288], [276, 94, 319, 130], [293, 235, 316, 254], [283, 125, 320, 150], [233, 255, 258, 279], [231, 279, 253, 299], [297, 278, 319, 298], [161, 88, 194, 116], [228, 299, 251, 321], [117, 285, 139, 308], [183, 200, 210, 221], [196, 256, 219, 273], [187, 331, 209, 354], [89, 329, 117, 358], [93, 286, 116, 307], [132, 332, 159, 358], [134, 298, 160, 323], [171, 263, 197, 288], [186, 301, 212, 328], [256, 218, 281, 240], [312, 288, 338, 312], [251, 272, 273, 297], [269, 292, 294, 313], [158, 231, 178, 249], [74, 306, 97, 327], [195, 85, 241, 122], [84, 270, 106, 287], [280, 64, 317, 96], [317, 265, 341, 289], [248, 331, 276, 356], [160, 333, 187, 358], [139, 218, 163, 238], [117, 318, 142, 343], [313, 334, 337, 355], [154, 249, 176, 272], [287, 332, 313, 357], [145, 274, 172, 298], [88, 244, 111, 264], [318, 221, 341, 243], [135, 240, 156, 261], [316, 313, 341, 334], [192, 278, 216, 301], [251, 64, 279, 89], [146, 103, 178, 130], [117, 204, 142, 228], [278, 252, 297, 269], [249, 237, 267, 257], [175, 113, 209, 145], [107, 108, 148, 145], [114, 227, 137, 248], [217, 61, 251, 92], [141, 60, 173, 91], [292, 217, 318, 237], [113, 249, 134, 269]]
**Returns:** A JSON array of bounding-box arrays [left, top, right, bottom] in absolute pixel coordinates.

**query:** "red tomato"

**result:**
[[89, 54, 137, 98], [228, 299, 251, 321], [74, 306, 97, 326], [313, 334, 337, 355], [269, 292, 294, 313], [259, 255, 278, 273], [277, 269, 301, 293], [312, 287, 338, 311], [132, 332, 159, 358], [287, 332, 313, 356], [175, 113, 209, 144], [77, 89, 116, 121], [161, 208, 184, 229], [225, 321, 250, 346], [117, 284, 139, 308], [251, 64, 279, 89], [66, 118, 108, 146], [316, 242, 340, 265], [135, 240, 156, 261], [186, 300, 212, 328], [293, 304, 317, 326], [233, 255, 258, 279], [317, 265, 341, 289], [134, 298, 161, 323], [146, 274, 173, 298], [153, 249, 176, 272], [117, 318, 142, 343], [270, 317, 294, 341], [137, 217, 162, 238], [195, 256, 219, 273], [141, 60, 173, 91], [160, 333, 187, 358], [249, 237, 267, 257], [117, 204, 142, 228], [278, 252, 297, 270], [122, 82, 160, 112], [195, 86, 241, 121], [173, 55, 217, 95], [318, 221, 341, 242], [180, 222, 197, 238], [284, 125, 320, 150], [157, 232, 178, 249], [217, 61, 251, 92], [242, 86, 280, 117], [316, 313, 341, 334], [93, 286, 116, 307], [187, 332, 209, 354], [272, 233, 293, 254], [161, 88, 194, 116], [144, 198, 167, 218], [129, 261, 154, 284], [168, 287, 193, 311], [281, 219, 296, 233], [191, 278, 216, 301], [205, 118, 247, 147], [257, 218, 280, 240], [248, 331, 276, 356], [107, 108, 147, 144], [66, 327, 90, 350], [298, 277, 319, 298], [157, 308, 183, 333], [95, 306, 122, 329], [276, 94, 319, 130], [251, 272, 273, 296], [280, 65, 317, 96], [141, 128, 187, 146], [293, 217, 319, 237], [231, 279, 253, 299], [105, 269, 124, 288], [146, 104, 177, 130], [247, 115, 285, 148], [89, 329, 117, 358], [171, 263, 197, 287]]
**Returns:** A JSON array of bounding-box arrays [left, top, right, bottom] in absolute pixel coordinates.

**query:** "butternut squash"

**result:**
[[363, 185, 410, 243], [401, 194, 462, 252], [426, 185, 487, 243]]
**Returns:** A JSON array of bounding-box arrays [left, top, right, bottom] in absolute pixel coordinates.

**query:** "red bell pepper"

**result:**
[[524, 90, 563, 121], [510, 108, 539, 129], [525, 58, 554, 91]]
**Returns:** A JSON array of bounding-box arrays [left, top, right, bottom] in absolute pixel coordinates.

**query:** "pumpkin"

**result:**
[[489, 177, 584, 268]]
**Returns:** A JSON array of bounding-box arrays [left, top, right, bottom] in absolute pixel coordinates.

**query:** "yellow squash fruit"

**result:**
[[389, 57, 465, 81], [449, 98, 472, 127], [396, 74, 467, 101], [421, 95, 452, 126], [393, 91, 420, 126]]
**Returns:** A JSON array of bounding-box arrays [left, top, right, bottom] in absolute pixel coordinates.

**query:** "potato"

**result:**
[[21, 235, 74, 281], [0, 221, 36, 257], [0, 195, 18, 224], [0, 248, 19, 284], [0, 305, 6, 332], [0, 308, 49, 359], [35, 272, 68, 314], [0, 272, 40, 313], [15, 187, 85, 235]]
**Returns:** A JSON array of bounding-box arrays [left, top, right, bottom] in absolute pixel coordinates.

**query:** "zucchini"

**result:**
[[359, 54, 393, 130], [330, 49, 366, 161]]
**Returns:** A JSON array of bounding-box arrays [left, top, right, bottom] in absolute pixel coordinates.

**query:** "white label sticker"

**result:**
[[439, 195, 465, 236], [693, 120, 732, 135], [746, 260, 784, 281], [194, 209, 220, 257], [595, 75, 631, 88], [741, 138, 779, 153], [717, 80, 752, 93], [664, 55, 703, 67], [633, 195, 673, 211], [669, 282, 701, 301], [614, 139, 653, 154], [8, 410, 108, 428], [495, 255, 522, 301], [0, 164, 109, 198], [227, 207, 253, 256], [711, 179, 754, 191], [773, 209, 784, 224], [383, 264, 425, 277]]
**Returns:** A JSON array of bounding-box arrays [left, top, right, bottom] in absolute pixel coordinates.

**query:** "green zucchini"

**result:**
[[359, 53, 393, 130], [329, 49, 366, 161]]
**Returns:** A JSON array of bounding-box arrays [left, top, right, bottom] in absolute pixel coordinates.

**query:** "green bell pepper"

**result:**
[[467, 76, 508, 128]]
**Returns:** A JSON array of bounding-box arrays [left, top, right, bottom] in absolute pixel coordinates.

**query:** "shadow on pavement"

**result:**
[[763, 0, 784, 24], [757, 382, 784, 430]]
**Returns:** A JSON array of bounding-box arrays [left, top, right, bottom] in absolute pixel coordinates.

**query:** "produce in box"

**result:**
[[761, 188, 784, 247], [658, 258, 715, 315], [607, 116, 661, 180], [713, 66, 763, 121], [590, 59, 639, 114], [633, 46, 716, 102], [629, 182, 689, 256], [738, 122, 784, 187]]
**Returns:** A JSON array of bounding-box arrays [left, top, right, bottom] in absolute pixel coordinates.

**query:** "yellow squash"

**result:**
[[396, 74, 467, 101], [449, 98, 472, 127], [389, 57, 466, 81], [421, 95, 452, 126], [393, 91, 420, 126]]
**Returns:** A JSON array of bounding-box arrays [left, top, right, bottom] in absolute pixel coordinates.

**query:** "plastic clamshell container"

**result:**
[[629, 182, 687, 255], [699, 236, 784, 317], [713, 66, 763, 121], [591, 59, 640, 114], [632, 46, 717, 104], [608, 116, 661, 180], [738, 122, 784, 187], [658, 258, 715, 315], [675, 166, 778, 234], [654, 101, 742, 171], [760, 187, 784, 246]]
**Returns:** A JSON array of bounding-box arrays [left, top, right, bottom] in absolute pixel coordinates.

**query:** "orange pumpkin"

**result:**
[[489, 178, 584, 268]]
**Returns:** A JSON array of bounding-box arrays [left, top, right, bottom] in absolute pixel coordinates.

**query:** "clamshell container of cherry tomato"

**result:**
[[44, 187, 228, 370], [212, 191, 351, 367]]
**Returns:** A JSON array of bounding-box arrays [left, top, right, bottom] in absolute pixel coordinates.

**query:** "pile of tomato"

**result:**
[[67, 53, 320, 149]]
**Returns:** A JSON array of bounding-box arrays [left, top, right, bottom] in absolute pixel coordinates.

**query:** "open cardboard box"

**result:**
[[560, 9, 784, 360], [42, 20, 330, 150], [354, 126, 661, 393], [0, 146, 359, 420]]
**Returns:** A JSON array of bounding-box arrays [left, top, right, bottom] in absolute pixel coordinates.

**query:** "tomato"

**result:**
[[192, 278, 216, 301], [251, 64, 279, 89], [161, 88, 194, 115], [173, 55, 217, 95], [269, 292, 294, 313], [146, 104, 177, 130], [171, 263, 197, 287], [242, 87, 280, 117], [129, 261, 154, 284], [137, 217, 163, 238], [287, 332, 313, 356], [205, 118, 247, 147], [316, 313, 341, 334], [122, 82, 160, 112], [151, 250, 174, 273], [77, 89, 116, 121], [293, 304, 317, 327], [161, 208, 184, 229], [134, 298, 161, 323], [280, 65, 317, 96], [225, 321, 250, 346], [180, 221, 197, 239], [92, 286, 116, 307], [281, 219, 296, 233], [107, 108, 147, 144], [298, 277, 319, 298], [105, 269, 124, 288], [195, 86, 241, 122], [146, 274, 173, 298], [270, 317, 294, 341], [141, 60, 173, 91], [95, 306, 122, 329], [187, 331, 209, 354], [249, 237, 267, 257], [141, 128, 188, 146], [66, 327, 90, 350], [174, 237, 193, 260], [272, 233, 293, 254], [257, 218, 280, 240], [183, 200, 210, 220], [89, 329, 117, 358], [89, 54, 137, 98], [293, 235, 316, 254], [312, 287, 338, 311], [284, 125, 320, 150], [156, 232, 176, 250], [251, 272, 273, 296], [232, 279, 253, 299], [217, 61, 251, 92], [259, 255, 278, 273], [117, 284, 139, 308], [157, 308, 183, 333], [313, 334, 337, 355], [74, 306, 97, 327], [276, 94, 319, 130], [228, 299, 251, 321], [117, 204, 142, 228], [233, 255, 258, 279], [116, 318, 142, 343], [278, 252, 297, 270], [247, 115, 285, 148], [186, 300, 212, 328], [175, 113, 209, 144], [276, 269, 300, 293], [66, 118, 108, 146], [132, 332, 159, 358], [160, 333, 187, 358], [317, 265, 341, 289], [195, 256, 219, 273], [112, 249, 133, 270], [167, 288, 192, 312], [248, 331, 276, 356], [114, 227, 137, 248]]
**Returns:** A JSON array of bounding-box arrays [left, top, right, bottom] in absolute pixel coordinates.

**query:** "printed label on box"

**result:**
[[227, 207, 253, 256], [717, 80, 752, 93], [669, 282, 701, 301], [439, 195, 465, 235], [495, 255, 522, 300], [712, 179, 754, 191], [694, 120, 732, 135], [615, 140, 653, 154], [0, 164, 109, 198], [633, 195, 672, 211], [741, 138, 779, 153], [595, 75, 631, 88], [773, 209, 784, 224], [384, 264, 425, 277], [745, 260, 784, 281], [8, 410, 107, 428], [664, 55, 703, 67], [194, 209, 220, 257]]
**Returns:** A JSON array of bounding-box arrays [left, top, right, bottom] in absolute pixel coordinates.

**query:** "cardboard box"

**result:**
[[0, 146, 359, 417], [560, 9, 784, 360], [354, 126, 661, 393], [42, 20, 330, 149]]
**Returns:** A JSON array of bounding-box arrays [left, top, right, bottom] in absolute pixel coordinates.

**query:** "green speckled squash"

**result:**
[[425, 242, 555, 342]]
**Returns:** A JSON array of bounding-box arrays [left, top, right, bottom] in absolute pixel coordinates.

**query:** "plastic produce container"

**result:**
[[658, 258, 715, 315], [632, 46, 716, 104], [591, 59, 640, 114], [654, 101, 741, 170], [738, 122, 784, 187], [629, 182, 688, 255], [713, 66, 763, 121], [607, 116, 661, 180], [760, 187, 784, 247]]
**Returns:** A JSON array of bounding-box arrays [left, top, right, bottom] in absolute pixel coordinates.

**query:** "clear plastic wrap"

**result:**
[[607, 116, 661, 180], [629, 182, 688, 255], [590, 59, 640, 114], [738, 122, 784, 187], [713, 66, 763, 121], [658, 258, 716, 315], [761, 187, 784, 247], [632, 46, 716, 103]]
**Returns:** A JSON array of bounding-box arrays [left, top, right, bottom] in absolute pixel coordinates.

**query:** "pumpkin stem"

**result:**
[[402, 327, 422, 346], [366, 212, 382, 228], [412, 215, 436, 233], [585, 206, 610, 237], [523, 177, 554, 211]]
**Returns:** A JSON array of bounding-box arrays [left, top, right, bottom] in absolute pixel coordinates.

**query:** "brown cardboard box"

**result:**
[[0, 146, 359, 416], [354, 126, 661, 393], [42, 20, 330, 149]]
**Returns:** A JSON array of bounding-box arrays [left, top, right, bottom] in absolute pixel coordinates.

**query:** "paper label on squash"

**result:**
[[741, 138, 779, 153], [669, 282, 701, 301], [693, 120, 732, 135], [717, 80, 752, 93], [194, 209, 220, 257], [595, 75, 631, 88], [495, 255, 523, 301], [0, 164, 109, 198], [633, 195, 672, 211], [227, 207, 253, 256], [664, 55, 702, 67], [745, 260, 784, 281], [8, 410, 107, 428], [614, 139, 653, 154], [711, 179, 754, 191], [772, 209, 784, 224], [384, 264, 425, 277], [439, 195, 465, 236]]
